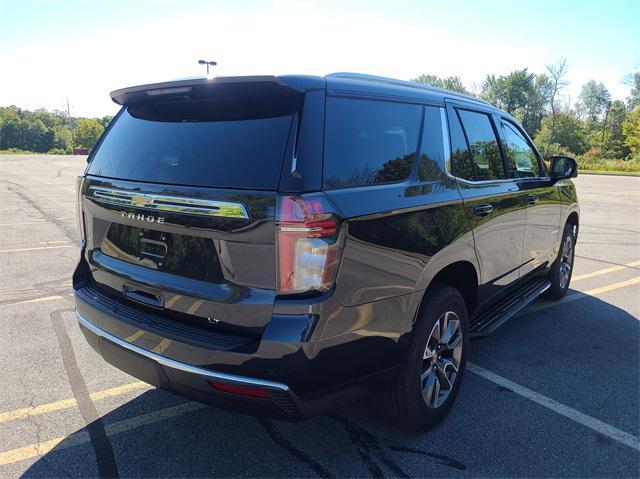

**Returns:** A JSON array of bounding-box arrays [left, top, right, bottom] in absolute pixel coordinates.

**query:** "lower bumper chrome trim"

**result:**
[[75, 309, 290, 392]]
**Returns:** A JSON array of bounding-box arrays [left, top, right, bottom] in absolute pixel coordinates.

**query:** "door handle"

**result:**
[[473, 204, 494, 216], [525, 195, 538, 205]]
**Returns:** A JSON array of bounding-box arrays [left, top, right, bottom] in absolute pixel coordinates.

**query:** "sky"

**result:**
[[1, 0, 638, 117]]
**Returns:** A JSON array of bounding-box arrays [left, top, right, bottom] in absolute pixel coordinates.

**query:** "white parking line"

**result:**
[[467, 362, 640, 452]]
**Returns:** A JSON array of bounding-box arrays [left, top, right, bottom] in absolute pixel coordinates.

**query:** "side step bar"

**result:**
[[470, 278, 551, 338]]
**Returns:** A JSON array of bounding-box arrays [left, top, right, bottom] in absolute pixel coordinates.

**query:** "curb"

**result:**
[[579, 171, 640, 177]]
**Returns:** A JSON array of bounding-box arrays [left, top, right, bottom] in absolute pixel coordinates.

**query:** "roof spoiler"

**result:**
[[110, 76, 312, 106]]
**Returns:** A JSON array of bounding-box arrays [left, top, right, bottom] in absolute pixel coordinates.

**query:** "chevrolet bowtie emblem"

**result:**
[[131, 196, 152, 207]]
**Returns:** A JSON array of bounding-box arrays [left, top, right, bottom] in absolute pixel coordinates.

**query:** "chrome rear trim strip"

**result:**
[[88, 186, 249, 219], [75, 310, 290, 391]]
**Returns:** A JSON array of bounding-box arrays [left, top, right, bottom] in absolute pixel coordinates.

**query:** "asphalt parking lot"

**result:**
[[0, 154, 638, 478]]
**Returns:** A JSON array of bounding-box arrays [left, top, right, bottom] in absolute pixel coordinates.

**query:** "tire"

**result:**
[[543, 222, 576, 300], [375, 282, 469, 431]]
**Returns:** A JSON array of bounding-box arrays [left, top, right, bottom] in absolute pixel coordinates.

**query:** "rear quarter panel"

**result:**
[[323, 172, 478, 338]]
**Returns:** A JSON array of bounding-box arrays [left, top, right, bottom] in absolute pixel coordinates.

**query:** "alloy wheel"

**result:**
[[559, 235, 574, 289], [421, 311, 463, 408]]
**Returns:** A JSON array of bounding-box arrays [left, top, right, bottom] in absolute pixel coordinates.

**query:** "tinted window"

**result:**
[[501, 121, 541, 177], [457, 109, 505, 181], [447, 109, 474, 180], [87, 98, 295, 189], [418, 107, 446, 181], [323, 98, 421, 188]]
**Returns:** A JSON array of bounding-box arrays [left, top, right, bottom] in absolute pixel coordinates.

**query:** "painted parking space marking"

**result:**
[[2, 295, 64, 306], [0, 436, 65, 467], [0, 221, 48, 226], [524, 275, 640, 315], [0, 402, 202, 466], [572, 260, 640, 281], [0, 382, 149, 424], [582, 276, 640, 295], [0, 244, 75, 254], [468, 363, 640, 452]]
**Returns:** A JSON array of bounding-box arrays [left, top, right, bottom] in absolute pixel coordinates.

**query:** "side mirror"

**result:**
[[550, 156, 578, 181]]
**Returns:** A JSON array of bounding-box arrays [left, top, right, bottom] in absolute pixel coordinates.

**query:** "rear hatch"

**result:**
[[80, 78, 304, 337]]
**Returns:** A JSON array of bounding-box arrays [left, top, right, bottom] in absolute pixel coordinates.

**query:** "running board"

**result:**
[[469, 278, 551, 338]]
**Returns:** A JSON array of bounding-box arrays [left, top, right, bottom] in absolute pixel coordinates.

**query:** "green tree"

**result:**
[[26, 119, 54, 152], [73, 118, 104, 150], [97, 115, 113, 128], [624, 72, 640, 108], [522, 73, 553, 136], [481, 68, 554, 136], [598, 100, 628, 158], [545, 58, 569, 144], [577, 80, 611, 123], [622, 106, 640, 158], [412, 74, 469, 94], [52, 125, 73, 152], [481, 69, 533, 115], [481, 69, 551, 136], [535, 112, 586, 155]]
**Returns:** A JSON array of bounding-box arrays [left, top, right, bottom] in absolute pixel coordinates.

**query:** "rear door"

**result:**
[[444, 101, 528, 301], [497, 117, 562, 276], [80, 80, 302, 336]]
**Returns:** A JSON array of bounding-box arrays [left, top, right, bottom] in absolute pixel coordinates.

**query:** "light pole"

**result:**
[[198, 59, 217, 76]]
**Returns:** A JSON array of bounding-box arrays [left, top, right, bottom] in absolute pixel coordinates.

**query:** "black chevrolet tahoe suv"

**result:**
[[74, 73, 579, 431]]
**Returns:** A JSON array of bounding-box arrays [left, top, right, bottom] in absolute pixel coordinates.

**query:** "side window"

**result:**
[[447, 109, 474, 180], [323, 98, 421, 188], [457, 109, 506, 181], [417, 106, 446, 181], [501, 121, 541, 177]]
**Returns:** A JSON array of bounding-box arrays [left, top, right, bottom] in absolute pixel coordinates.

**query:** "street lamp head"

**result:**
[[198, 59, 218, 77]]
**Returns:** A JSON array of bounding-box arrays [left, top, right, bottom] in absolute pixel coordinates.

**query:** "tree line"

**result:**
[[414, 60, 640, 171], [1, 62, 639, 171], [0, 106, 111, 154]]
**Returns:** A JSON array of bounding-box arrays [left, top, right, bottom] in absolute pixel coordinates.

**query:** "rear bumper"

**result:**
[[76, 309, 307, 418], [74, 286, 400, 419]]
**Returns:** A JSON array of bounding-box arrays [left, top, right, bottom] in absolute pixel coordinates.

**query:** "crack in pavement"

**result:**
[[387, 444, 467, 471], [0, 178, 79, 247]]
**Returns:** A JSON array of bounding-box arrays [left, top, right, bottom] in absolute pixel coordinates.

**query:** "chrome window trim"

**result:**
[[440, 106, 550, 186], [440, 107, 451, 171], [88, 186, 249, 219], [75, 310, 290, 392]]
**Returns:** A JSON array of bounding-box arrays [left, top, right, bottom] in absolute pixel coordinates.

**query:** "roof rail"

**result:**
[[326, 72, 490, 105]]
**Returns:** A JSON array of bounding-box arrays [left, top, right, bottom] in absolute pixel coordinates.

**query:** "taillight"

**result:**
[[276, 195, 342, 296], [75, 176, 86, 244]]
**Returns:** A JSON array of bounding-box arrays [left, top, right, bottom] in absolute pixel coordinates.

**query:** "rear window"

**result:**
[[323, 98, 421, 189], [87, 97, 296, 189]]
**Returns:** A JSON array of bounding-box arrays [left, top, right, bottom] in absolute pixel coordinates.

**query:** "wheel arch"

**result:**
[[418, 260, 479, 321]]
